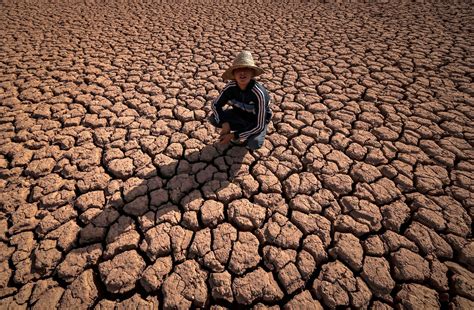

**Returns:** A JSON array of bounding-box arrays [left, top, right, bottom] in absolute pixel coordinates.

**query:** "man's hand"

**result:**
[[218, 133, 234, 145], [220, 122, 231, 136]]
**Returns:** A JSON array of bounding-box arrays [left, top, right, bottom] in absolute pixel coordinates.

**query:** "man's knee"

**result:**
[[246, 127, 268, 150]]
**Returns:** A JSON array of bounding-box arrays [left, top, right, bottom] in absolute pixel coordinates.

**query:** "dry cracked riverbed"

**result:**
[[0, 0, 473, 309]]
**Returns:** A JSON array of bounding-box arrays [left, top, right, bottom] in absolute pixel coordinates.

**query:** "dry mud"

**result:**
[[0, 0, 473, 309]]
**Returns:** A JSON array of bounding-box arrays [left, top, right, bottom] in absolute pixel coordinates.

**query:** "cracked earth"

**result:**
[[0, 0, 473, 309]]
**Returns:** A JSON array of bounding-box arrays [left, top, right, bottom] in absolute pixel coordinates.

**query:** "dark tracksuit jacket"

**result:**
[[211, 79, 272, 140]]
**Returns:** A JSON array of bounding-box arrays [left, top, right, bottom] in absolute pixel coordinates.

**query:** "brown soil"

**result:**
[[0, 0, 473, 308]]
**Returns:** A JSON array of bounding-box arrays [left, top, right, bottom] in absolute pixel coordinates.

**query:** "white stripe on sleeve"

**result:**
[[211, 81, 235, 123], [240, 86, 266, 139]]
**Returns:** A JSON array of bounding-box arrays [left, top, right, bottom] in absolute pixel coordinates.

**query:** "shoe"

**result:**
[[230, 139, 246, 146]]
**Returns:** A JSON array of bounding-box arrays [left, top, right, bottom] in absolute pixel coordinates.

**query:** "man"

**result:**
[[210, 51, 272, 150]]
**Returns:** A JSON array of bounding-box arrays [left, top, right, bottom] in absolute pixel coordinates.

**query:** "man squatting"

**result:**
[[209, 51, 272, 150]]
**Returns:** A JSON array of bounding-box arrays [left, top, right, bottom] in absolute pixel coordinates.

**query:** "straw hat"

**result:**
[[222, 51, 264, 81]]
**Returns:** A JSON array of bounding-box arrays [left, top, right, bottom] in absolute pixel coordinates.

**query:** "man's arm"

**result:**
[[211, 81, 235, 125]]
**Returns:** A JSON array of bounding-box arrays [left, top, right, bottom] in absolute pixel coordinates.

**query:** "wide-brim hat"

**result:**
[[222, 51, 264, 81]]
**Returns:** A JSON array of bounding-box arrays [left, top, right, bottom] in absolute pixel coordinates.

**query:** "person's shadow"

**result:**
[[52, 138, 253, 301]]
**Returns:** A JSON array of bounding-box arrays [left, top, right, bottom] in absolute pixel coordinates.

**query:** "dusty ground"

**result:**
[[0, 0, 473, 309]]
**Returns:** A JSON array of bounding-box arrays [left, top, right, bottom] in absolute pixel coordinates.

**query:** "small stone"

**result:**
[[450, 296, 474, 310], [380, 201, 411, 232], [297, 250, 316, 280], [321, 174, 353, 195], [123, 195, 149, 216], [283, 290, 323, 309], [361, 256, 395, 298], [104, 217, 140, 259], [278, 263, 304, 294], [98, 250, 145, 294], [259, 213, 303, 249], [170, 225, 193, 262], [291, 211, 331, 245], [313, 261, 371, 309], [201, 200, 225, 227], [227, 198, 266, 230], [210, 271, 233, 303], [117, 294, 158, 309], [428, 257, 449, 291], [31, 286, 64, 310], [140, 223, 172, 261], [405, 222, 453, 259], [75, 191, 105, 212], [58, 269, 98, 309], [141, 208, 170, 229], [329, 232, 363, 271], [232, 268, 284, 305], [25, 158, 55, 177], [80, 223, 106, 245], [57, 244, 102, 282], [396, 284, 439, 309], [350, 162, 382, 183], [445, 261, 474, 300], [162, 260, 208, 308], [381, 230, 419, 253], [263, 246, 297, 271], [289, 194, 322, 213], [459, 241, 474, 270], [9, 203, 39, 234], [140, 256, 173, 292], [363, 235, 386, 256], [107, 158, 134, 178], [123, 177, 147, 202], [228, 232, 260, 275], [33, 239, 62, 276], [391, 248, 430, 282]]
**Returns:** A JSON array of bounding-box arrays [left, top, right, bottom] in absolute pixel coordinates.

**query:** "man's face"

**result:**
[[233, 67, 254, 89]]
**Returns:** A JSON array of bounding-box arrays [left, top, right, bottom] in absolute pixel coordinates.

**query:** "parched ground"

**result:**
[[0, 0, 473, 308]]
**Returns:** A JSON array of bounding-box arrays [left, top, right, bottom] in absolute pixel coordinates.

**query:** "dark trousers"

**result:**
[[209, 109, 268, 150]]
